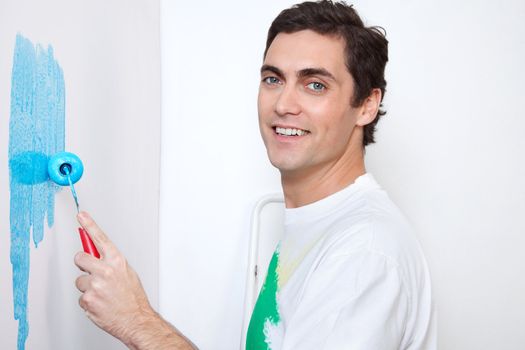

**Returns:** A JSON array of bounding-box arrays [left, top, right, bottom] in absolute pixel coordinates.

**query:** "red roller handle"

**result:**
[[78, 227, 100, 258]]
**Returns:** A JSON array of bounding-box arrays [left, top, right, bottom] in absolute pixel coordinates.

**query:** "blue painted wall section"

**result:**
[[8, 33, 65, 350]]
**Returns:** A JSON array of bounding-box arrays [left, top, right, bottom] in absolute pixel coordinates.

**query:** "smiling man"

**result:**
[[247, 1, 436, 349], [73, 1, 435, 349]]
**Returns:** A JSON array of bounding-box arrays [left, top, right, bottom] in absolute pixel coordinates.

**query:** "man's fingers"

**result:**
[[74, 251, 110, 276], [75, 274, 91, 292], [77, 211, 116, 257]]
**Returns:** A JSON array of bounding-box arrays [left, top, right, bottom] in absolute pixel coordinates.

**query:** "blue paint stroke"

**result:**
[[8, 33, 65, 350]]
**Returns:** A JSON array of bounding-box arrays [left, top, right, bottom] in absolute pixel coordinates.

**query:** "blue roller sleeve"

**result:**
[[48, 152, 84, 186]]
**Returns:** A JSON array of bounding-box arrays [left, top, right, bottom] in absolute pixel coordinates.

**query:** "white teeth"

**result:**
[[275, 127, 307, 136]]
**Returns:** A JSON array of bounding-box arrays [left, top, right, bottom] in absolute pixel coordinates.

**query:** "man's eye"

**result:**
[[306, 82, 326, 92], [263, 76, 280, 85]]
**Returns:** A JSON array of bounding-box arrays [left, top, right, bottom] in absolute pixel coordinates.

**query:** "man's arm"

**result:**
[[74, 211, 197, 350], [120, 309, 197, 350]]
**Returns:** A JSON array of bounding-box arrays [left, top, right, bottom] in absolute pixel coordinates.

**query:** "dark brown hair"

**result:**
[[264, 0, 388, 146]]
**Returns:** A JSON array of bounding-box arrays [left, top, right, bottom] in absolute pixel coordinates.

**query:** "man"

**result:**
[[74, 1, 436, 349]]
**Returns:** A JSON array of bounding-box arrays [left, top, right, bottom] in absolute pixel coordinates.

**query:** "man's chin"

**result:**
[[269, 158, 303, 175]]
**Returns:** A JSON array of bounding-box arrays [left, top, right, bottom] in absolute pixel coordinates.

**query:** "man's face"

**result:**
[[258, 30, 362, 178]]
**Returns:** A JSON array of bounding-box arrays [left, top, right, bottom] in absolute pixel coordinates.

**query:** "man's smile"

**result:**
[[272, 126, 310, 137]]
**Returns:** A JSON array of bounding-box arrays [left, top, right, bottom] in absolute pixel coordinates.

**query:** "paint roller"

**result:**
[[48, 152, 100, 258]]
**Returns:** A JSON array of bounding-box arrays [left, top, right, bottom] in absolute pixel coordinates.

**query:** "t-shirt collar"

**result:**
[[284, 173, 378, 226]]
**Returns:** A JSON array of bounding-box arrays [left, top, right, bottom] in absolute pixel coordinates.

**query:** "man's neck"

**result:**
[[281, 153, 366, 209]]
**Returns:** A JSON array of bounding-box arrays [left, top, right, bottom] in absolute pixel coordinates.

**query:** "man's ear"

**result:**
[[356, 88, 382, 126]]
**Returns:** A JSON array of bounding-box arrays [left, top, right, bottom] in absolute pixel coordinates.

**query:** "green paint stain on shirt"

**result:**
[[246, 248, 281, 350]]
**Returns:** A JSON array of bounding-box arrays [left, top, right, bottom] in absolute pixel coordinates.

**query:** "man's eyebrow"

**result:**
[[260, 65, 337, 82], [298, 67, 337, 82], [260, 64, 284, 78]]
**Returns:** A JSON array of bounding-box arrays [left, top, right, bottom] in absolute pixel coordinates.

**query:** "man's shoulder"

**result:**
[[320, 188, 426, 278]]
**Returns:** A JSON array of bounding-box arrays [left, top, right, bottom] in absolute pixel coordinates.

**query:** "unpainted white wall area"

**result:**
[[160, 0, 291, 348], [0, 0, 160, 349], [160, 0, 525, 349]]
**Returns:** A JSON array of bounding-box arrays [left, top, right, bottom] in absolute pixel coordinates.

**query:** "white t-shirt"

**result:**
[[246, 173, 436, 349]]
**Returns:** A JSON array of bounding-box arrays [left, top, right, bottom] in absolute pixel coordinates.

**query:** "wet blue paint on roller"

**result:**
[[8, 34, 65, 350]]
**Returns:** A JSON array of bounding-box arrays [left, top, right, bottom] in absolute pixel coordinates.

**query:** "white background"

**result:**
[[0, 0, 160, 349], [160, 0, 525, 349]]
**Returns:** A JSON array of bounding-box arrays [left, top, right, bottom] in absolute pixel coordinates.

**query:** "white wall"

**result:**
[[160, 0, 525, 349], [0, 0, 160, 349], [160, 1, 286, 348]]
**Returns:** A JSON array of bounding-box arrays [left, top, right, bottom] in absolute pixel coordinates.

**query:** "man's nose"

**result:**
[[275, 84, 301, 117]]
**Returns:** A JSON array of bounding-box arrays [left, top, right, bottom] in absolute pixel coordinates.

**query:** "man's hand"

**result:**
[[74, 211, 197, 350], [74, 211, 152, 343]]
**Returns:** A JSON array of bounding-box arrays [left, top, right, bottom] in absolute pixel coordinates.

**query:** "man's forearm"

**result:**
[[124, 309, 198, 350]]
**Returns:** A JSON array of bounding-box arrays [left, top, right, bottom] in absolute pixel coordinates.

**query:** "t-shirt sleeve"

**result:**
[[282, 249, 410, 350]]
